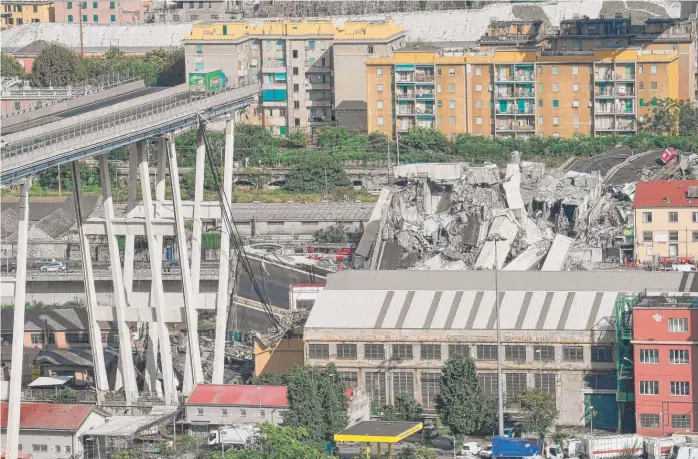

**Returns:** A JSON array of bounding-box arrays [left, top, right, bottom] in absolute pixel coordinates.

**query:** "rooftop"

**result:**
[[0, 402, 98, 431], [0, 308, 116, 331], [36, 349, 118, 368], [187, 384, 289, 407], [335, 421, 423, 443], [304, 270, 691, 331], [634, 294, 698, 309], [633, 180, 698, 208]]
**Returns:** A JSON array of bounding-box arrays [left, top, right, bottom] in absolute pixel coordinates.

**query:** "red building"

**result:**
[[632, 294, 698, 436]]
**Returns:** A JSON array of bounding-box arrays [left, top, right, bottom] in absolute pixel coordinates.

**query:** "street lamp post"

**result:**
[[489, 234, 507, 437], [590, 406, 595, 435]]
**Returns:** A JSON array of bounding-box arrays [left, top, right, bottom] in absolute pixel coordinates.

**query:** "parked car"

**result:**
[[463, 442, 482, 456], [40, 262, 67, 272], [1, 262, 17, 273], [480, 445, 493, 458], [36, 258, 58, 268]]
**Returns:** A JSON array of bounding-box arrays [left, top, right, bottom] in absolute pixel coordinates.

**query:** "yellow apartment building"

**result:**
[[367, 47, 680, 139], [1, 0, 54, 28], [633, 180, 698, 264], [184, 20, 405, 136]]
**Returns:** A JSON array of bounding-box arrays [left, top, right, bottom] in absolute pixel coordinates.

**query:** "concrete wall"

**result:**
[[253, 335, 304, 376], [633, 206, 698, 262], [184, 404, 285, 429]]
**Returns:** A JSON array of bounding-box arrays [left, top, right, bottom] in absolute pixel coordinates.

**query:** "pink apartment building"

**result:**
[[53, 0, 144, 24]]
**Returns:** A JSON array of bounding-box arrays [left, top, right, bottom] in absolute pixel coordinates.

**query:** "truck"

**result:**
[[646, 438, 675, 459], [493, 436, 541, 458], [189, 69, 227, 92], [581, 435, 643, 459], [208, 424, 256, 448], [677, 446, 698, 459]]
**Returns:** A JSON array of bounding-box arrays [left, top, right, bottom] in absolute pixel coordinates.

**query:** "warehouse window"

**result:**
[[337, 371, 358, 388], [535, 373, 556, 395], [640, 349, 659, 363], [670, 381, 690, 396], [448, 344, 469, 358], [393, 372, 414, 397], [671, 414, 691, 429], [30, 333, 44, 345], [639, 381, 659, 395], [505, 373, 527, 406], [591, 346, 612, 362], [534, 345, 555, 361], [364, 344, 385, 360], [584, 373, 616, 390], [66, 333, 89, 344], [669, 318, 688, 332], [336, 344, 357, 359], [421, 372, 441, 408], [308, 343, 329, 359], [477, 345, 498, 360], [392, 344, 413, 360], [669, 350, 689, 364], [420, 344, 441, 360], [504, 345, 526, 362], [365, 372, 386, 406], [478, 373, 497, 396], [640, 414, 660, 428], [562, 346, 583, 362]]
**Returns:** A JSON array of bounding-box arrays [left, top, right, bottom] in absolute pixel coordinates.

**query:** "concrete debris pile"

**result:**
[[381, 155, 611, 271], [256, 309, 310, 347]]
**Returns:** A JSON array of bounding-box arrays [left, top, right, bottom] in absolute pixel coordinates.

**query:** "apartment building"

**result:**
[[633, 180, 698, 264], [152, 0, 244, 22], [184, 20, 405, 135], [53, 0, 144, 24], [0, 0, 54, 28], [632, 294, 698, 436]]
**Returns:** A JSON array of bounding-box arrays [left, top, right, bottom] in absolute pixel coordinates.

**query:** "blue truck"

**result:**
[[492, 436, 541, 458]]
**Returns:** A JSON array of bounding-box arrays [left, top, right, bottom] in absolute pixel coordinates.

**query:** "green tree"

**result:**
[[223, 424, 330, 459], [31, 44, 87, 87], [436, 354, 483, 445], [401, 127, 451, 153], [382, 393, 424, 421], [518, 388, 559, 441], [317, 126, 349, 148], [677, 99, 698, 136], [53, 387, 78, 403], [478, 395, 499, 435], [396, 445, 439, 459], [644, 98, 679, 135], [282, 129, 309, 148], [1, 53, 25, 78], [243, 166, 273, 189], [313, 224, 348, 244], [284, 160, 350, 193]]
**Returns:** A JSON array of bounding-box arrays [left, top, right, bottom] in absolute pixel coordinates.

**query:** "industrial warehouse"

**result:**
[[304, 270, 697, 429]]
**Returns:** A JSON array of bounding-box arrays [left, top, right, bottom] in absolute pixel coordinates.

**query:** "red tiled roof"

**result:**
[[0, 402, 94, 430], [187, 384, 289, 408], [633, 180, 698, 208]]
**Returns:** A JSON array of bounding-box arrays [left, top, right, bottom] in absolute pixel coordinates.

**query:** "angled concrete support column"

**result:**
[[71, 162, 108, 396], [212, 117, 235, 384], [123, 144, 139, 301], [143, 325, 161, 395], [190, 130, 206, 293], [99, 153, 138, 406], [6, 180, 29, 459], [138, 142, 176, 405], [167, 134, 204, 393]]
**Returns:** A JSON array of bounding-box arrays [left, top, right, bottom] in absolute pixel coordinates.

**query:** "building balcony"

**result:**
[[306, 66, 331, 73], [262, 81, 287, 90], [496, 107, 535, 115], [415, 92, 435, 99], [615, 74, 635, 81], [495, 92, 515, 99], [305, 82, 330, 90], [415, 108, 435, 115], [396, 92, 415, 99], [515, 124, 535, 131], [306, 99, 332, 107], [397, 124, 414, 132], [415, 73, 435, 82], [396, 76, 414, 83], [308, 115, 330, 123], [262, 65, 287, 74]]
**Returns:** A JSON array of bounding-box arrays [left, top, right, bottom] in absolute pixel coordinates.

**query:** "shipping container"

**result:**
[[189, 69, 227, 92], [581, 435, 643, 459]]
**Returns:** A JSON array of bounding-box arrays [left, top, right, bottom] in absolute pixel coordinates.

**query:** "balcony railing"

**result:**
[[415, 92, 435, 99], [396, 76, 414, 83], [397, 92, 415, 99], [415, 73, 435, 82], [308, 115, 329, 122], [496, 107, 535, 115]]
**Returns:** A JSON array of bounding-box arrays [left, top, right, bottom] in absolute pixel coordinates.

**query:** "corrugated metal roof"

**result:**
[[633, 180, 698, 208], [35, 349, 118, 368], [186, 384, 288, 407], [305, 270, 690, 331], [0, 401, 96, 430]]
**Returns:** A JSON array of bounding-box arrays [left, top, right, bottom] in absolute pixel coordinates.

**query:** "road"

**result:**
[[571, 148, 661, 186]]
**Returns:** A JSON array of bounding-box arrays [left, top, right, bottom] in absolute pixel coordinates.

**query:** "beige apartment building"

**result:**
[[184, 20, 405, 136], [633, 180, 698, 264]]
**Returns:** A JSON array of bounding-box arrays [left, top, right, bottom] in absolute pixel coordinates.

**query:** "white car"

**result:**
[[480, 445, 493, 458], [463, 443, 481, 455], [40, 262, 67, 272]]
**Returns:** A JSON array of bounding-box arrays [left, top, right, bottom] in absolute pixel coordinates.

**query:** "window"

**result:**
[[552, 99, 559, 108], [68, 1, 73, 8], [240, 409, 247, 417], [672, 414, 691, 429], [639, 65, 644, 74], [535, 373, 556, 395], [30, 333, 44, 345], [293, 101, 300, 109], [421, 372, 441, 408], [377, 84, 383, 92], [449, 100, 456, 109], [651, 81, 658, 90], [377, 101, 383, 109], [68, 14, 73, 21], [639, 82, 644, 90], [308, 57, 315, 65], [221, 409, 228, 416], [572, 65, 579, 75], [552, 65, 558, 75], [338, 371, 359, 388], [292, 67, 298, 75], [198, 1, 204, 7], [476, 116, 483, 126], [336, 343, 357, 359], [477, 345, 497, 360], [438, 100, 443, 108], [32, 445, 48, 452], [552, 83, 559, 92], [552, 116, 559, 126], [307, 40, 315, 50], [292, 83, 299, 92], [450, 116, 456, 126], [393, 372, 414, 396], [110, 1, 115, 8], [294, 118, 300, 126], [643, 231, 653, 242], [365, 372, 386, 406], [538, 83, 543, 92], [640, 349, 659, 363], [392, 344, 413, 360], [669, 212, 679, 223], [669, 318, 688, 332], [478, 373, 498, 396], [197, 408, 204, 415], [93, 1, 98, 7], [259, 409, 266, 417], [475, 100, 483, 109], [640, 414, 660, 428], [534, 345, 554, 361], [563, 346, 583, 362], [585, 373, 616, 390], [449, 83, 456, 93], [376, 68, 383, 77], [693, 231, 698, 242], [475, 66, 482, 76], [66, 333, 89, 344], [308, 343, 329, 359], [539, 116, 544, 125], [505, 345, 526, 361], [93, 15, 98, 22], [651, 64, 657, 74], [538, 99, 543, 108], [110, 14, 115, 22], [639, 381, 659, 395], [505, 373, 527, 405], [377, 116, 384, 126], [573, 116, 580, 128], [642, 212, 652, 223], [671, 381, 690, 396], [670, 350, 689, 364], [448, 344, 469, 357], [449, 67, 455, 76], [591, 346, 612, 362], [82, 15, 88, 22], [421, 344, 441, 360], [55, 446, 61, 453]]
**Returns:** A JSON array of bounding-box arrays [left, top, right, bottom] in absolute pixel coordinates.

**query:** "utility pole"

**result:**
[[78, 1, 85, 58], [396, 132, 401, 167], [57, 164, 62, 197], [387, 137, 391, 176], [488, 233, 507, 436]]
